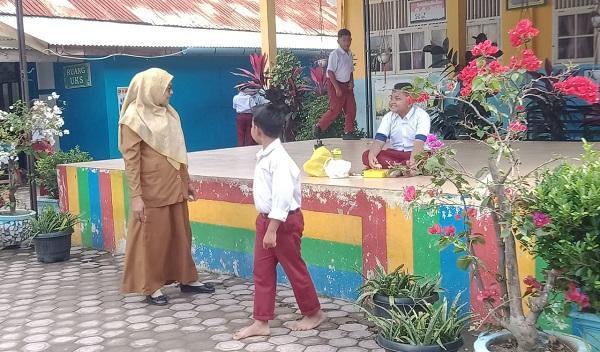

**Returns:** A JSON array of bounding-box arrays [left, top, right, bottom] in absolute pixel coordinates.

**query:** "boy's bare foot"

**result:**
[[291, 310, 326, 331], [232, 320, 270, 340]]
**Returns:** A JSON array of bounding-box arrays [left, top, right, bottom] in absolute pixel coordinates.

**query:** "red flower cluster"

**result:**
[[532, 212, 551, 227], [407, 91, 430, 104], [403, 185, 416, 202], [509, 120, 527, 134], [471, 40, 499, 57], [477, 285, 500, 301], [508, 19, 539, 47], [510, 50, 542, 71], [555, 76, 600, 105], [565, 282, 590, 308], [523, 275, 542, 294], [427, 224, 456, 237]]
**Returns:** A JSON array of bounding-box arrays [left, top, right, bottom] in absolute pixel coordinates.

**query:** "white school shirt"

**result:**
[[253, 139, 301, 222], [326, 47, 354, 83], [233, 93, 268, 113], [374, 106, 431, 151]]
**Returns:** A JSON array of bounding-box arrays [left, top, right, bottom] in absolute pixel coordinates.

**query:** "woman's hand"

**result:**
[[188, 184, 197, 201], [131, 196, 146, 222]]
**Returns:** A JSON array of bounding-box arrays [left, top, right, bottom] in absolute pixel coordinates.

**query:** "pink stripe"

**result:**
[[57, 165, 69, 212], [99, 172, 115, 251]]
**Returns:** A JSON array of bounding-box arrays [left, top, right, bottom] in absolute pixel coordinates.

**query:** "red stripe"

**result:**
[[57, 165, 69, 212], [99, 171, 115, 251], [469, 212, 499, 319]]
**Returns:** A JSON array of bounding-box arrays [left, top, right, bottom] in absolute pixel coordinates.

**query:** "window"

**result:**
[[466, 20, 501, 51], [554, 4, 596, 63], [557, 12, 594, 60], [398, 31, 425, 70], [370, 35, 394, 72]]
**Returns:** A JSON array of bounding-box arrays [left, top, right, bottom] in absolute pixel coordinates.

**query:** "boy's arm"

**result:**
[[327, 51, 342, 97], [407, 110, 431, 175], [263, 163, 295, 248], [349, 72, 354, 90], [368, 140, 385, 169]]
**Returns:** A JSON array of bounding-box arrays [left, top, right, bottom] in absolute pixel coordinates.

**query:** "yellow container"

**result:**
[[332, 148, 342, 160], [363, 169, 387, 178]]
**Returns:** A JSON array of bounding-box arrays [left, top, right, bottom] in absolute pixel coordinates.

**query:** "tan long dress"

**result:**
[[118, 68, 198, 295]]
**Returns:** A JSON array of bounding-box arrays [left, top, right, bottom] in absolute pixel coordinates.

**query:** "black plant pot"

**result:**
[[377, 333, 464, 352], [373, 293, 439, 319], [33, 228, 73, 263]]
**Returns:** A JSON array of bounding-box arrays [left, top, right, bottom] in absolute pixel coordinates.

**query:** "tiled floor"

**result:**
[[0, 246, 386, 352]]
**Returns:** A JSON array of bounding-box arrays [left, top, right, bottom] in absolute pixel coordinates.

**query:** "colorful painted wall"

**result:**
[[56, 163, 569, 331]]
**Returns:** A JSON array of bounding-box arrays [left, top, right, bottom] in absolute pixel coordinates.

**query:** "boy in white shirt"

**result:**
[[362, 82, 431, 176], [233, 86, 268, 146], [233, 104, 325, 340]]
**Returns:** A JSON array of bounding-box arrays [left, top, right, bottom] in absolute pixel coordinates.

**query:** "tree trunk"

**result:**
[[509, 319, 546, 352], [7, 159, 20, 214]]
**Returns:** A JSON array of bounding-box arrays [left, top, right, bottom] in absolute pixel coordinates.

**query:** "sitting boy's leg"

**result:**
[[233, 215, 277, 340], [376, 149, 412, 169], [361, 150, 370, 167], [274, 211, 325, 330]]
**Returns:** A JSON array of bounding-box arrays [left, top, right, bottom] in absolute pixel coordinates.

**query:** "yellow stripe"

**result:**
[[386, 206, 414, 274], [110, 170, 126, 253], [188, 199, 362, 245], [516, 243, 536, 314], [66, 167, 81, 245]]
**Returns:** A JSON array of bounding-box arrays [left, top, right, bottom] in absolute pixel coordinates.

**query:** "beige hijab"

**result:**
[[118, 68, 187, 170]]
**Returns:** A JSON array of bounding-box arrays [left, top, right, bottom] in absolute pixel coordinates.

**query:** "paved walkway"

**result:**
[[0, 246, 386, 352]]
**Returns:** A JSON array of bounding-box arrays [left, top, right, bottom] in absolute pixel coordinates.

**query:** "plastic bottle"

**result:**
[[332, 148, 342, 160]]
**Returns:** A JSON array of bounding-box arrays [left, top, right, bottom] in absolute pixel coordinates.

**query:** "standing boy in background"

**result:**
[[233, 104, 325, 340], [233, 86, 268, 146], [313, 29, 361, 141]]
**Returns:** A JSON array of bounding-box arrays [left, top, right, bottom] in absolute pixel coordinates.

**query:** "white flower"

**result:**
[[51, 92, 60, 100], [63, 129, 69, 135]]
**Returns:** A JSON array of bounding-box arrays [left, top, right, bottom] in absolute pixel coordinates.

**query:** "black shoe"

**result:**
[[180, 283, 215, 294], [146, 295, 168, 306], [313, 124, 323, 139], [342, 132, 361, 140]]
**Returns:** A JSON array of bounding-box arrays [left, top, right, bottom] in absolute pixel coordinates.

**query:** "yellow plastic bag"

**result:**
[[303, 146, 332, 177]]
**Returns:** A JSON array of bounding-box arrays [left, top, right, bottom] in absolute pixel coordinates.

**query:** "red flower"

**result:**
[[471, 40, 499, 57], [454, 214, 462, 220], [555, 76, 599, 104], [403, 186, 416, 202], [565, 282, 591, 308], [523, 275, 542, 289], [509, 120, 527, 134], [428, 224, 442, 235], [467, 207, 477, 218], [443, 225, 456, 237], [477, 285, 500, 301], [532, 212, 551, 227], [508, 19, 539, 47]]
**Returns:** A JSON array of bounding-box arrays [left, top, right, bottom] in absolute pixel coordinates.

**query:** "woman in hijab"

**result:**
[[118, 68, 214, 306]]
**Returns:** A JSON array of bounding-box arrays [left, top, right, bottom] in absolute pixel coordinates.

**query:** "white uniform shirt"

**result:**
[[233, 93, 268, 113], [253, 139, 301, 222], [374, 106, 431, 151], [326, 47, 354, 83]]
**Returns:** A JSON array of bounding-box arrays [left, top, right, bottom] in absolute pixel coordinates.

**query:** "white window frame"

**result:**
[[553, 5, 596, 64], [465, 17, 502, 52]]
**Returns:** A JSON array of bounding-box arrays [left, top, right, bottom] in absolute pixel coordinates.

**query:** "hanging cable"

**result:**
[[42, 48, 189, 61]]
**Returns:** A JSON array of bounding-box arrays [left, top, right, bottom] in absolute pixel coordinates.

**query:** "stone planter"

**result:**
[[0, 209, 36, 248], [473, 330, 589, 352], [37, 196, 59, 213], [571, 311, 600, 352]]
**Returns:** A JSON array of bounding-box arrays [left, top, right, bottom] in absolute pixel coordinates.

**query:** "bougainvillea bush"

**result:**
[[402, 19, 598, 352]]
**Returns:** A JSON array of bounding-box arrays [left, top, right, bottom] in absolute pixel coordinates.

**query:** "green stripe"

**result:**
[[191, 222, 361, 272], [122, 171, 130, 225], [412, 207, 441, 278], [535, 256, 570, 332], [77, 168, 92, 247]]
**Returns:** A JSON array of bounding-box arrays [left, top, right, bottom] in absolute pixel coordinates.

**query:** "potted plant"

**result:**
[[35, 146, 92, 212], [533, 141, 600, 351], [0, 93, 68, 248], [402, 19, 598, 351], [314, 50, 329, 68], [26, 206, 80, 263], [356, 260, 443, 319], [365, 294, 473, 352], [377, 47, 392, 64]]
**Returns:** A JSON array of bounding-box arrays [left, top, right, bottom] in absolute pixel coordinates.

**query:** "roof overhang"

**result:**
[[0, 16, 337, 57]]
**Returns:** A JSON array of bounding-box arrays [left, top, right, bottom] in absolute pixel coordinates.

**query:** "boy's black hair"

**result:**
[[338, 28, 351, 38], [252, 103, 287, 138], [393, 82, 413, 91]]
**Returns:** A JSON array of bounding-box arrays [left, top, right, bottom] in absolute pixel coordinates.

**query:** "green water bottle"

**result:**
[[332, 148, 342, 160]]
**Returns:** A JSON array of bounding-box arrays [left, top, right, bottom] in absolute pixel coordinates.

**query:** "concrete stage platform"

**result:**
[[56, 139, 594, 333]]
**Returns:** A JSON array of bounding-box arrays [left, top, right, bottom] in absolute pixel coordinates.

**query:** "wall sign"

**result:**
[[63, 63, 91, 89], [117, 87, 128, 114], [506, 0, 545, 11], [409, 0, 446, 26]]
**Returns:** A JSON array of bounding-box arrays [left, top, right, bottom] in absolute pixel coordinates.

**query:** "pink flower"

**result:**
[[508, 19, 539, 47], [555, 76, 599, 105], [523, 275, 542, 289], [471, 40, 500, 57], [446, 83, 455, 92], [477, 285, 500, 301], [565, 283, 591, 308], [467, 207, 477, 218], [454, 214, 462, 220], [532, 212, 551, 227], [428, 224, 442, 235], [443, 225, 456, 237], [403, 186, 416, 202], [425, 134, 444, 152], [509, 120, 527, 134]]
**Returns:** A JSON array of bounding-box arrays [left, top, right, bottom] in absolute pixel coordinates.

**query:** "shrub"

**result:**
[[35, 146, 92, 199]]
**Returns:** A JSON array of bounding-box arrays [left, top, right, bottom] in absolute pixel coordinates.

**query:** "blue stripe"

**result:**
[[87, 169, 104, 249], [415, 134, 427, 141], [439, 205, 470, 314], [375, 133, 388, 142], [191, 244, 362, 299]]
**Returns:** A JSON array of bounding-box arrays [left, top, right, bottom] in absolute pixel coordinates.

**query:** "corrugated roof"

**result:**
[[0, 15, 338, 50], [0, 0, 338, 36]]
